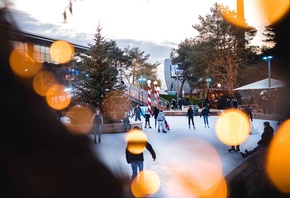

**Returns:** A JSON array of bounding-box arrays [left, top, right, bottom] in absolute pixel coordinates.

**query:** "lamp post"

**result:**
[[263, 56, 272, 100], [206, 78, 211, 89], [141, 89, 144, 106], [139, 76, 146, 89], [175, 65, 181, 105]]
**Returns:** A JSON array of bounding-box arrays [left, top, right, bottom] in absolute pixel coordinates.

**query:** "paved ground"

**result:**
[[87, 115, 279, 198]]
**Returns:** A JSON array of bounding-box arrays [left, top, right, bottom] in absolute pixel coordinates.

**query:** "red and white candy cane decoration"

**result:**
[[147, 80, 152, 114], [157, 86, 160, 100], [153, 81, 158, 101]]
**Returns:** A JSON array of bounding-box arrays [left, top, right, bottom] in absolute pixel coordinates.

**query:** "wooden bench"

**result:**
[[65, 121, 143, 134], [224, 147, 288, 198]]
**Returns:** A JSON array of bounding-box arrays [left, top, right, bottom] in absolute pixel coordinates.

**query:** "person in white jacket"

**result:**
[[157, 110, 167, 133]]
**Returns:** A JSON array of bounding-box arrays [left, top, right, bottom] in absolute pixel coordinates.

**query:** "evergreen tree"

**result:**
[[72, 24, 131, 122], [171, 3, 259, 96]]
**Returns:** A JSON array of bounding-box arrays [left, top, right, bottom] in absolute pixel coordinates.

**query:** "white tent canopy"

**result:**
[[234, 78, 285, 90]]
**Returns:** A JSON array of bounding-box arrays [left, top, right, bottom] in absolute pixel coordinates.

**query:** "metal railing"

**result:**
[[124, 84, 168, 109]]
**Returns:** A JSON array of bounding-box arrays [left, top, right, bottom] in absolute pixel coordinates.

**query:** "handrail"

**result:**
[[124, 84, 168, 109]]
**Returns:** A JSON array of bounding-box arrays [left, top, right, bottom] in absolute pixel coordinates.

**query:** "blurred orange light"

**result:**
[[33, 71, 58, 96], [266, 119, 290, 193], [126, 128, 148, 154], [215, 109, 250, 146], [9, 46, 42, 78], [131, 170, 160, 197], [46, 84, 71, 110], [50, 40, 75, 64]]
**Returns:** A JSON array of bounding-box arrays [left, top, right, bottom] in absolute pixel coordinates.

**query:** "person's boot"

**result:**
[[235, 145, 240, 152], [228, 146, 235, 152], [94, 138, 96, 144], [98, 137, 101, 143]]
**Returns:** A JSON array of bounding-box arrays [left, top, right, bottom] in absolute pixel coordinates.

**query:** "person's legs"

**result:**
[[203, 116, 207, 126], [247, 144, 262, 155], [97, 124, 102, 143], [93, 124, 97, 143], [236, 145, 240, 151], [158, 121, 162, 132], [241, 144, 263, 158], [130, 161, 138, 180], [147, 119, 151, 128], [137, 161, 144, 172], [191, 117, 195, 128], [188, 116, 191, 128], [154, 118, 157, 127], [205, 116, 209, 126], [161, 121, 166, 133]]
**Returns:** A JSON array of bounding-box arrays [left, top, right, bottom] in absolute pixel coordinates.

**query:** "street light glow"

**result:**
[[263, 55, 273, 100]]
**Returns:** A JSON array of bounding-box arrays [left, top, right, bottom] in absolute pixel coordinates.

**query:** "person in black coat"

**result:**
[[240, 122, 274, 158], [200, 107, 213, 128], [125, 127, 156, 180], [187, 105, 195, 129], [151, 106, 159, 128]]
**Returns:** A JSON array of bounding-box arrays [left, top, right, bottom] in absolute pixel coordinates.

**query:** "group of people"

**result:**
[[186, 105, 213, 129], [90, 102, 275, 182]]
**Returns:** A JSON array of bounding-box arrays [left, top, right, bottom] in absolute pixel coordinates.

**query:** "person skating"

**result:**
[[187, 105, 195, 129], [125, 126, 156, 180], [200, 106, 213, 128], [157, 110, 167, 133], [144, 110, 152, 128]]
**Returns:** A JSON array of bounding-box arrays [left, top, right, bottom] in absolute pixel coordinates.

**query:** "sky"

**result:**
[[9, 0, 274, 88]]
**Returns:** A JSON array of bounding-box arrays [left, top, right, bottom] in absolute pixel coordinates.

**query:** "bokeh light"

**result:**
[[163, 138, 225, 197], [46, 84, 71, 110], [33, 71, 58, 96], [50, 40, 75, 64], [65, 104, 94, 135], [221, 0, 290, 29], [221, 7, 248, 29], [266, 119, 290, 193], [9, 45, 42, 78], [168, 160, 226, 198], [215, 109, 250, 146], [125, 128, 148, 154], [131, 170, 160, 197], [257, 0, 290, 24]]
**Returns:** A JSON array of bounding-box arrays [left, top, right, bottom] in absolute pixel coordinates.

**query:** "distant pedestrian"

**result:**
[[187, 105, 195, 129], [178, 98, 183, 110], [157, 110, 167, 133], [125, 126, 156, 180], [240, 121, 274, 158], [123, 114, 131, 132], [200, 107, 213, 128], [244, 104, 253, 134], [193, 104, 198, 116], [91, 107, 103, 143], [152, 106, 159, 128], [244, 104, 253, 121], [134, 104, 142, 121], [144, 110, 152, 128]]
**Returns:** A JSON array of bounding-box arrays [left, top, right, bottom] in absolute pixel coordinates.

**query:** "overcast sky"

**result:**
[[9, 0, 275, 88]]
